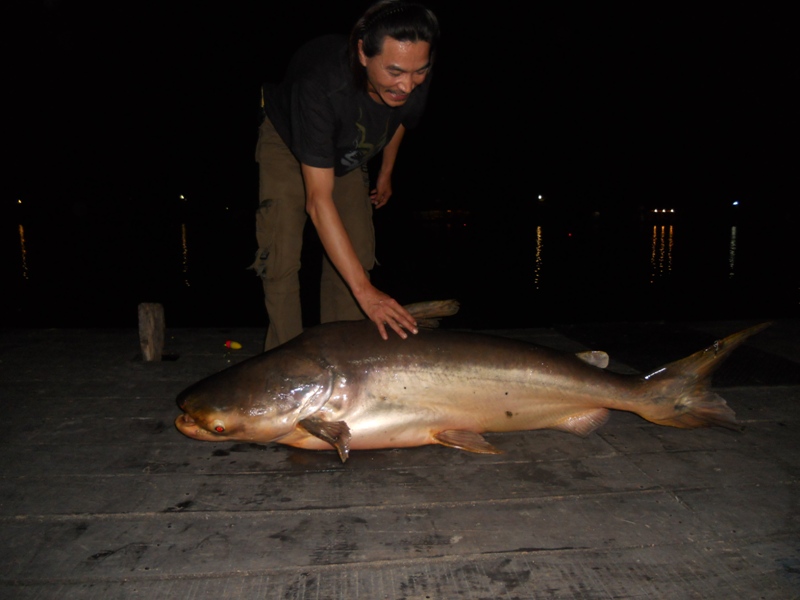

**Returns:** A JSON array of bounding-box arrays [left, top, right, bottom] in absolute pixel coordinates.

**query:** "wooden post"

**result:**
[[138, 303, 165, 362]]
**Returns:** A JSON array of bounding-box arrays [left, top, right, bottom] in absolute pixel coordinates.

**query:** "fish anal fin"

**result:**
[[552, 408, 611, 437], [298, 417, 351, 463], [575, 350, 609, 369], [434, 430, 504, 454]]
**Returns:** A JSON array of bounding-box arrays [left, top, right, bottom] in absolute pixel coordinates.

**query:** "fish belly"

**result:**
[[335, 363, 617, 448]]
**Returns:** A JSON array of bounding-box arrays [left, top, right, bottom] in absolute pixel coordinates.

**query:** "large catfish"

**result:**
[[175, 300, 768, 462]]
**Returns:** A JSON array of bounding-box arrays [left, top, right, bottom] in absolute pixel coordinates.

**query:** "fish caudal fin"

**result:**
[[656, 391, 741, 430], [635, 322, 770, 430]]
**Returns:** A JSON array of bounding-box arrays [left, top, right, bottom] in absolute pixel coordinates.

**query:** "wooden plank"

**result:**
[[0, 451, 661, 516], [627, 447, 799, 489], [0, 490, 744, 580], [0, 427, 629, 477], [138, 303, 166, 362], [676, 486, 800, 539], [3, 540, 797, 600]]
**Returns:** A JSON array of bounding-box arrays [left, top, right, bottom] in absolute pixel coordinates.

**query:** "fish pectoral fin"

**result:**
[[551, 408, 610, 437], [433, 430, 504, 454], [575, 350, 609, 369], [298, 417, 352, 463]]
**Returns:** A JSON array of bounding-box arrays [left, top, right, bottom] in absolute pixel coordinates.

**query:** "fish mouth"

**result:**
[[174, 413, 213, 440]]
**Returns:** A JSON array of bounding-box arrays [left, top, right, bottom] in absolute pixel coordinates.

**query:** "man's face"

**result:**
[[358, 36, 431, 107]]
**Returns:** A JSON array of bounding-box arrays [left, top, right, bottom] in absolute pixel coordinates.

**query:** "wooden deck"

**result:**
[[1, 319, 798, 599]]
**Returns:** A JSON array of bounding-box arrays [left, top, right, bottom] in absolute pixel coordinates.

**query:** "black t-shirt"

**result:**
[[262, 34, 430, 177]]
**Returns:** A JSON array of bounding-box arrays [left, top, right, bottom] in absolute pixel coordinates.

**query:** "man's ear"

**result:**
[[357, 39, 368, 67]]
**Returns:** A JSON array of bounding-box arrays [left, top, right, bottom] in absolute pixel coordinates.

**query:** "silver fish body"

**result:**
[[175, 301, 768, 462]]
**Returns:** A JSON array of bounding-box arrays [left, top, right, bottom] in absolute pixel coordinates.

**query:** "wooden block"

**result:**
[[138, 302, 165, 361]]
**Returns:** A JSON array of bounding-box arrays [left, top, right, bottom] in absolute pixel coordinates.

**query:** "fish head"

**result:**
[[174, 351, 335, 444]]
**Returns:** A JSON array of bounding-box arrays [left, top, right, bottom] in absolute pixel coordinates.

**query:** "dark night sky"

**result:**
[[8, 1, 796, 220]]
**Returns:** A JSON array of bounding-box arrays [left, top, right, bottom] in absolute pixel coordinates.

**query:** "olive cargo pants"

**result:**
[[253, 116, 375, 351]]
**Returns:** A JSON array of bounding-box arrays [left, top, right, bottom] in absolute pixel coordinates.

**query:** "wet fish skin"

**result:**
[[174, 302, 769, 462]]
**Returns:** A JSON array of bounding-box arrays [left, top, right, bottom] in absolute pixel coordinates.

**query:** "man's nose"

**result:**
[[397, 73, 413, 93]]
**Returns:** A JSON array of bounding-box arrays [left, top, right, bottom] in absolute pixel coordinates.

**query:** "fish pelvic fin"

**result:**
[[298, 417, 352, 463], [434, 430, 504, 454], [635, 322, 770, 430]]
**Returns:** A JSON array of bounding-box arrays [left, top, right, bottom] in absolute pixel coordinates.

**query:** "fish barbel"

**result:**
[[175, 300, 769, 462]]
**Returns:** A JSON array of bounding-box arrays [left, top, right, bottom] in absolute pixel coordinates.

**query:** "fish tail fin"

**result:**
[[645, 390, 742, 430], [634, 322, 770, 430]]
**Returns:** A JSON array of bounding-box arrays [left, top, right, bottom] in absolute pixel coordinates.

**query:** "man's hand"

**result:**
[[369, 174, 392, 209], [355, 285, 418, 341], [371, 124, 404, 209], [301, 163, 415, 341]]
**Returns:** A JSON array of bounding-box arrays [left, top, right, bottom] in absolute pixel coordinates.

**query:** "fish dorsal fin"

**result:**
[[551, 408, 611, 437], [575, 350, 609, 369], [298, 417, 351, 463], [433, 430, 504, 454], [404, 300, 460, 329]]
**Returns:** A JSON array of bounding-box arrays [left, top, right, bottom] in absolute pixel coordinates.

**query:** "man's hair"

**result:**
[[349, 0, 440, 89]]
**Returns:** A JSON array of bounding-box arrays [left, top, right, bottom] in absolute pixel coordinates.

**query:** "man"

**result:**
[[253, 0, 440, 351]]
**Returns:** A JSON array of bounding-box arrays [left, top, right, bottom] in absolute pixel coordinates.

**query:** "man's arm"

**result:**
[[371, 124, 405, 208], [302, 163, 418, 340]]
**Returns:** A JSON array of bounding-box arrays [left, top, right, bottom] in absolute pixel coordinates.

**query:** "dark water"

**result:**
[[2, 195, 797, 331]]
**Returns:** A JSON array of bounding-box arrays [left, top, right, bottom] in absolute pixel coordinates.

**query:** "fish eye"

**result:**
[[211, 421, 225, 433]]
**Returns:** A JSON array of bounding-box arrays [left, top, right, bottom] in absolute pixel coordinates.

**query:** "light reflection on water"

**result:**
[[13, 219, 712, 290], [181, 223, 190, 287], [5, 207, 795, 328], [650, 224, 674, 282], [17, 225, 29, 280], [533, 225, 543, 289]]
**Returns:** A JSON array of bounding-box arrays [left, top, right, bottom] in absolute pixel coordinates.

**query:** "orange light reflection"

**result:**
[[728, 226, 737, 278], [533, 225, 543, 289], [181, 223, 190, 287], [650, 224, 673, 282], [18, 224, 29, 279]]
